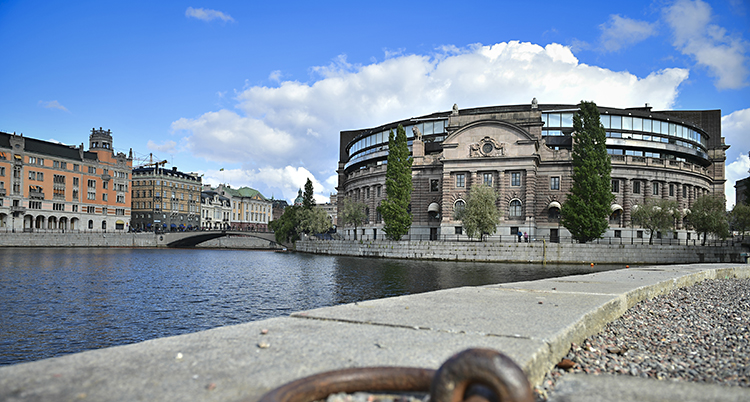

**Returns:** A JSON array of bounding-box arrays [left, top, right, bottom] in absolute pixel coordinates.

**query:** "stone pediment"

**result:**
[[442, 120, 538, 160]]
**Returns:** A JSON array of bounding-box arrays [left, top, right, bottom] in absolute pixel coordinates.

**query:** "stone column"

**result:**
[[623, 179, 631, 227]]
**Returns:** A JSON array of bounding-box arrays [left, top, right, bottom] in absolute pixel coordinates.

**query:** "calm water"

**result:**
[[0, 248, 624, 366]]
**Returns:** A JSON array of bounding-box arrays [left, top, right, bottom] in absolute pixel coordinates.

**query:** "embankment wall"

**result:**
[[0, 233, 278, 249], [295, 239, 747, 264]]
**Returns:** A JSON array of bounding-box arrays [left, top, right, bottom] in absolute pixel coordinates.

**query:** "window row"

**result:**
[[348, 120, 447, 156], [611, 179, 707, 198]]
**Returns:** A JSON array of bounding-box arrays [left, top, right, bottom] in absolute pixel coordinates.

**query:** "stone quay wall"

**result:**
[[0, 232, 157, 248], [296, 239, 747, 264], [0, 233, 279, 249]]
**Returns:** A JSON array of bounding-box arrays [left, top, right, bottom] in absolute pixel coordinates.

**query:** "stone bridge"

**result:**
[[156, 230, 288, 248]]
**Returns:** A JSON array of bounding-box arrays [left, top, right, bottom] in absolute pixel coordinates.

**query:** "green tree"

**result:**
[[269, 205, 301, 244], [687, 195, 729, 245], [340, 197, 368, 240], [455, 184, 500, 241], [299, 206, 332, 235], [303, 178, 316, 210], [561, 101, 614, 243], [630, 198, 681, 245], [730, 202, 750, 240], [377, 124, 413, 240]]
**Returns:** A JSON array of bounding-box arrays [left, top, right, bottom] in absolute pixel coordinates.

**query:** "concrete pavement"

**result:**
[[1, 263, 748, 402]]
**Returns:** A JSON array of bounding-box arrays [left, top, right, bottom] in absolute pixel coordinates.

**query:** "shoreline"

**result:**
[[1, 263, 748, 401]]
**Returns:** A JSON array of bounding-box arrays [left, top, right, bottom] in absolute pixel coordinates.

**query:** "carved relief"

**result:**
[[468, 136, 505, 158]]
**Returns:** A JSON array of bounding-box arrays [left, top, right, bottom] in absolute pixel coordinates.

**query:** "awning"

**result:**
[[611, 204, 623, 212], [427, 202, 440, 213], [548, 201, 561, 209], [116, 220, 125, 224], [146, 223, 152, 227], [170, 223, 177, 228]]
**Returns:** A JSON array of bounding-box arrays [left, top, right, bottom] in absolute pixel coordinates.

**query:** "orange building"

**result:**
[[0, 128, 133, 232]]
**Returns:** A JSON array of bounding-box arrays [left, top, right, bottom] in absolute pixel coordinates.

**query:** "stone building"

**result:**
[[131, 165, 202, 232], [337, 102, 727, 242], [0, 128, 133, 232], [215, 184, 272, 231], [200, 186, 231, 230]]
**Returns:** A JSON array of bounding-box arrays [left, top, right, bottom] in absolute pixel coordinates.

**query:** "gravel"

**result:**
[[535, 278, 750, 401]]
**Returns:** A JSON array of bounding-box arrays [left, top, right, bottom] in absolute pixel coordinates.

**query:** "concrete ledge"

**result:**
[[1, 263, 748, 402]]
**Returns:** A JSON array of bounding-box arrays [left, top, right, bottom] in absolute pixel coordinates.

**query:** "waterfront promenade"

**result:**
[[1, 262, 748, 401]]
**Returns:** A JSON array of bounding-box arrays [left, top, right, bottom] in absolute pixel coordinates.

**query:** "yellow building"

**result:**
[[0, 128, 132, 232]]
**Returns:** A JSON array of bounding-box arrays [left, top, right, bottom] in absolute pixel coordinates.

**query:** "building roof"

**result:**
[[221, 186, 267, 200]]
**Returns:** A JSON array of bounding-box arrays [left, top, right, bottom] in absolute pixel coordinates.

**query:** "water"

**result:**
[[0, 248, 623, 366]]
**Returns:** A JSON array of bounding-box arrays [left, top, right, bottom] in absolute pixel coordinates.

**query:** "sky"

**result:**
[[1, 0, 748, 208]]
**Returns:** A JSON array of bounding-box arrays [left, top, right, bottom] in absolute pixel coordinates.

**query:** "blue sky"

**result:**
[[1, 0, 748, 207]]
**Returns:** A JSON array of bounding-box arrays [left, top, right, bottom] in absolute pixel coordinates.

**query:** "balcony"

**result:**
[[11, 205, 26, 214], [29, 189, 45, 200], [610, 155, 710, 177]]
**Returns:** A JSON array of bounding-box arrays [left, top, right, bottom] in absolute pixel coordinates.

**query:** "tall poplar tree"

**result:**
[[561, 101, 614, 243], [377, 124, 413, 240], [303, 178, 315, 210]]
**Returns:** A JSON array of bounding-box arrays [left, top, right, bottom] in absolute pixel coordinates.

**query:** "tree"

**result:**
[[630, 198, 681, 245], [269, 205, 301, 244], [299, 206, 332, 235], [731, 203, 750, 240], [340, 197, 368, 240], [455, 184, 500, 241], [561, 101, 614, 243], [303, 178, 316, 210], [687, 195, 729, 245], [377, 124, 413, 240]]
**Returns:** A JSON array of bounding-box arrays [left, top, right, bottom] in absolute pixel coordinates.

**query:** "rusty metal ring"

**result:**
[[430, 348, 533, 402], [257, 367, 435, 402]]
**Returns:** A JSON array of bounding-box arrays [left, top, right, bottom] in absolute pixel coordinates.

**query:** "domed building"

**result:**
[[336, 101, 727, 242]]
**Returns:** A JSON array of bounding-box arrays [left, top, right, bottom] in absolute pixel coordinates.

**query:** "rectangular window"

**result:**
[[87, 179, 96, 188], [61, 162, 66, 169], [53, 203, 64, 211], [103, 181, 108, 190], [653, 182, 659, 195], [88, 166, 96, 174], [456, 174, 465, 188], [28, 171, 36, 180], [53, 160, 60, 168], [483, 173, 493, 187], [29, 201, 42, 209], [37, 172, 43, 181], [88, 191, 96, 200], [669, 184, 674, 197], [87, 206, 95, 214], [550, 177, 560, 190], [637, 230, 643, 239], [430, 179, 439, 192], [73, 177, 79, 186], [511, 172, 521, 186], [0, 166, 4, 176], [455, 226, 463, 235], [611, 179, 619, 193], [366, 187, 370, 199], [633, 181, 641, 194], [72, 205, 78, 212], [73, 164, 79, 172], [614, 230, 622, 238], [683, 185, 687, 198]]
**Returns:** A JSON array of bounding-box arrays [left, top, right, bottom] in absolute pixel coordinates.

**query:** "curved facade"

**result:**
[[337, 103, 727, 241]]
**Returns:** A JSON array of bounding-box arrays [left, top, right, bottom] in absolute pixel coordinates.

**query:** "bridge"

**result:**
[[156, 230, 289, 249]]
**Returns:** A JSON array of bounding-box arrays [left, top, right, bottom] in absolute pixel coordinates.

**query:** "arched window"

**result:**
[[102, 220, 107, 230], [88, 220, 93, 229], [509, 200, 523, 219], [548, 207, 560, 220], [454, 200, 466, 216]]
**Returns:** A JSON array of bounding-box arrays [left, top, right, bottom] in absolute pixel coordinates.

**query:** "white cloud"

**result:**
[[726, 154, 750, 210], [723, 108, 750, 208], [185, 7, 234, 23], [147, 140, 177, 153], [202, 166, 330, 204], [599, 15, 658, 52], [38, 100, 69, 112], [663, 0, 748, 90], [173, 41, 690, 200]]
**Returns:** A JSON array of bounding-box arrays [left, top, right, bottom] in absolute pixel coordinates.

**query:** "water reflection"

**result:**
[[0, 248, 623, 366]]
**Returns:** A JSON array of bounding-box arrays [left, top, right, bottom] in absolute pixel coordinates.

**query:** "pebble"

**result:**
[[535, 278, 750, 401]]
